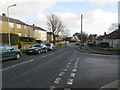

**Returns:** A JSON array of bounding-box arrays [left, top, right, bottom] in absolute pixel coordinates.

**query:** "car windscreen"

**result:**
[[45, 44, 51, 46], [32, 45, 41, 47]]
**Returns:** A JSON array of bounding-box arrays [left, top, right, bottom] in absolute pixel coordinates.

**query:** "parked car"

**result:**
[[0, 43, 21, 61], [76, 42, 81, 45], [45, 43, 55, 51], [26, 44, 47, 54]]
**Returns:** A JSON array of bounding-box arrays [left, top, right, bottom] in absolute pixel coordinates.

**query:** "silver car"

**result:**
[[45, 43, 55, 51]]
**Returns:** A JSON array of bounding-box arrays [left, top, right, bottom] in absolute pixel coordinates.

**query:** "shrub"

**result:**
[[97, 42, 109, 48], [87, 43, 96, 47], [0, 33, 19, 45], [20, 37, 36, 42]]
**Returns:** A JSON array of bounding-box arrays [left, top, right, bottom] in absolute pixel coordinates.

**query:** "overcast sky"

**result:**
[[0, 0, 119, 36]]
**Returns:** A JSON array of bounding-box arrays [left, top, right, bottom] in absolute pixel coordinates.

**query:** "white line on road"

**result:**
[[72, 68, 77, 72], [59, 72, 65, 77], [54, 77, 62, 84], [49, 86, 56, 90], [70, 73, 76, 78], [63, 68, 67, 72], [67, 78, 74, 85], [1, 59, 34, 72]]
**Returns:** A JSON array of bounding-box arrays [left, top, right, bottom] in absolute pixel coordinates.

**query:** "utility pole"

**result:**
[[81, 14, 83, 43], [118, 1, 120, 29], [7, 4, 16, 45]]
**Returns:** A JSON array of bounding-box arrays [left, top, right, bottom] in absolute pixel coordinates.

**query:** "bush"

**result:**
[[87, 43, 96, 47], [20, 37, 36, 42], [97, 42, 109, 48], [0, 33, 19, 45], [36, 40, 42, 43]]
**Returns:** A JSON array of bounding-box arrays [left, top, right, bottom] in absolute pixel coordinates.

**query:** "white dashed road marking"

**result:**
[[59, 72, 65, 77], [70, 73, 76, 78], [49, 86, 56, 90], [54, 77, 62, 84], [72, 68, 77, 72], [67, 78, 74, 85], [63, 68, 67, 72]]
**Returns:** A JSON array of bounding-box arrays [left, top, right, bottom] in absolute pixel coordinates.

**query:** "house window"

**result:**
[[24, 26, 26, 29], [9, 22, 14, 27], [17, 33, 21, 36], [0, 21, 2, 26], [17, 24, 21, 29]]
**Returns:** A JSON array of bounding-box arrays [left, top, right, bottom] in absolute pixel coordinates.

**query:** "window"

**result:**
[[17, 24, 21, 29], [0, 21, 2, 26], [24, 26, 26, 29], [17, 33, 21, 36], [4, 44, 13, 50], [9, 22, 14, 27]]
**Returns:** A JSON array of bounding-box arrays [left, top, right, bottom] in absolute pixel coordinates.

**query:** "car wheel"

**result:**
[[38, 50, 41, 54], [45, 50, 47, 53], [16, 53, 20, 59]]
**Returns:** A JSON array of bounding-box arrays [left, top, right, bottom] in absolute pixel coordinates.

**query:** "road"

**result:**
[[2, 43, 118, 89]]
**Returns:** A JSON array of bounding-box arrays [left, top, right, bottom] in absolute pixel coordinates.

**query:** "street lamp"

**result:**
[[7, 4, 17, 45]]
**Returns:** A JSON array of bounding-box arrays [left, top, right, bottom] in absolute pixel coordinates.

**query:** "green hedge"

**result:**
[[20, 37, 36, 42], [0, 33, 19, 45]]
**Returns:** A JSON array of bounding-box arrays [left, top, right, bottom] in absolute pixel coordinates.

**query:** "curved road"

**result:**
[[2, 43, 118, 89]]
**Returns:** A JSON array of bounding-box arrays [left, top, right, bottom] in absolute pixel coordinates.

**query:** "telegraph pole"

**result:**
[[81, 14, 83, 43]]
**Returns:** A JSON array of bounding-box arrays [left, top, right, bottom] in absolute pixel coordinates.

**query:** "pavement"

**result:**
[[1, 43, 119, 89]]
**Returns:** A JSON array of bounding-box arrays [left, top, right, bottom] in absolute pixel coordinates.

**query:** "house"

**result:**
[[0, 13, 28, 37], [47, 32, 53, 41], [29, 24, 47, 41], [88, 34, 97, 42], [96, 29, 120, 48]]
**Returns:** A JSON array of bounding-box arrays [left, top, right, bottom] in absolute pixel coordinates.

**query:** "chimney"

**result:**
[[2, 13, 6, 17], [104, 32, 106, 35], [33, 24, 35, 26], [33, 24, 35, 30]]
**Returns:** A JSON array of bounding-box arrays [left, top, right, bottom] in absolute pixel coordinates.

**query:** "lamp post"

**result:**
[[7, 4, 16, 45]]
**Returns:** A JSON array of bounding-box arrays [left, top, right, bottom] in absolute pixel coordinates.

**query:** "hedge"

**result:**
[[0, 33, 19, 45]]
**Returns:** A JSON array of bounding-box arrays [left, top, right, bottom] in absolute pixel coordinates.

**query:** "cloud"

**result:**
[[27, 9, 117, 35], [1, 0, 118, 35]]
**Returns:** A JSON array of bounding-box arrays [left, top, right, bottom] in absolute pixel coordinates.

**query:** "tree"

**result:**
[[109, 23, 118, 32], [47, 14, 65, 45], [61, 29, 70, 45], [74, 32, 88, 43]]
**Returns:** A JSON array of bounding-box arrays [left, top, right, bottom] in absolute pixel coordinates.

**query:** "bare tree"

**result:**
[[47, 14, 64, 45], [61, 29, 70, 45], [109, 23, 118, 32], [74, 32, 88, 43]]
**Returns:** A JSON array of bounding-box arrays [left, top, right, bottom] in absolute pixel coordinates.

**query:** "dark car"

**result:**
[[45, 43, 55, 51], [26, 44, 47, 54], [0, 43, 21, 61]]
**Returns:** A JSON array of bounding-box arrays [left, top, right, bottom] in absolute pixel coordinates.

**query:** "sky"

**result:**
[[0, 0, 119, 36]]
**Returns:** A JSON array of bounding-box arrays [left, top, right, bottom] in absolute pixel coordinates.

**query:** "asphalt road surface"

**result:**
[[2, 43, 118, 89]]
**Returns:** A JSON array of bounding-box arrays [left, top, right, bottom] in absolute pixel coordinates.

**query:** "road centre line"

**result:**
[[1, 59, 34, 72]]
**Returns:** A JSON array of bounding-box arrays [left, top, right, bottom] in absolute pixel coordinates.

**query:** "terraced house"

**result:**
[[29, 24, 47, 42], [0, 13, 28, 37]]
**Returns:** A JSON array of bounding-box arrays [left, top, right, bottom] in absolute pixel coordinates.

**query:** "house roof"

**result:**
[[97, 29, 120, 40], [0, 15, 28, 26], [29, 25, 46, 31]]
